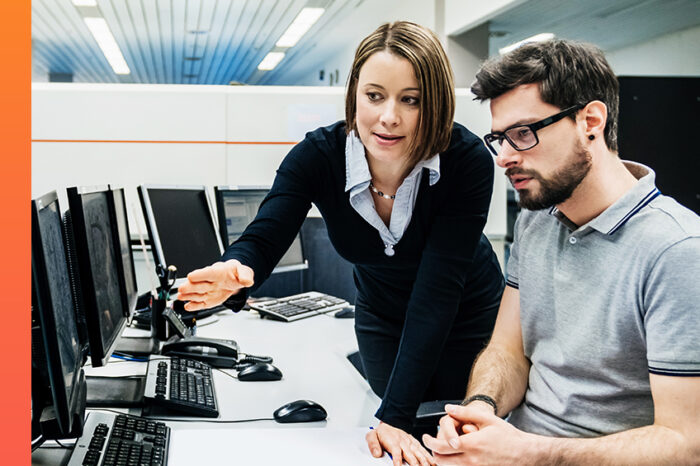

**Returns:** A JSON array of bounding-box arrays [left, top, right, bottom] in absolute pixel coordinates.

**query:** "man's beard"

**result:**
[[507, 140, 592, 211]]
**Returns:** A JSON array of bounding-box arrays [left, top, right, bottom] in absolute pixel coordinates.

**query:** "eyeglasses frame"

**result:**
[[483, 103, 585, 156]]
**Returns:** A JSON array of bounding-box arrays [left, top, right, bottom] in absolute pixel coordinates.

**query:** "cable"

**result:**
[[87, 407, 274, 424], [111, 352, 149, 362], [54, 439, 73, 449], [212, 367, 239, 380], [31, 434, 45, 452]]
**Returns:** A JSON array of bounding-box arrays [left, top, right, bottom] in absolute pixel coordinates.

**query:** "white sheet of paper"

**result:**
[[169, 427, 395, 465]]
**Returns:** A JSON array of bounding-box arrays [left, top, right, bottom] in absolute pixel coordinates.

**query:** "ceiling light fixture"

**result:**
[[72, 0, 98, 6], [257, 52, 285, 71], [275, 8, 325, 48], [499, 33, 555, 55], [83, 17, 131, 75]]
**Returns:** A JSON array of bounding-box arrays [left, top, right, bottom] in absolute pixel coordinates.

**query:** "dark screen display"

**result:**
[[111, 188, 137, 313], [220, 190, 304, 268], [35, 198, 81, 417], [618, 77, 699, 214], [81, 192, 125, 353], [147, 188, 222, 277]]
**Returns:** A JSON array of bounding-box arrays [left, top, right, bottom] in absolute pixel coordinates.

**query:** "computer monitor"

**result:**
[[108, 186, 138, 317], [31, 190, 85, 437], [213, 186, 308, 273], [139, 185, 224, 287], [66, 186, 127, 367]]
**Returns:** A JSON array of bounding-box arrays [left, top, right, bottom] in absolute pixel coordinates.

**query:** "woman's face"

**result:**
[[355, 51, 420, 165]]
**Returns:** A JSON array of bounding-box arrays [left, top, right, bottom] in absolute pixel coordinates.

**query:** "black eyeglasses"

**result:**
[[483, 103, 585, 156]]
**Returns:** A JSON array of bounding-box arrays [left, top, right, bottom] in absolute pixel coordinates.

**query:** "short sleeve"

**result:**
[[644, 237, 700, 376], [506, 212, 524, 289]]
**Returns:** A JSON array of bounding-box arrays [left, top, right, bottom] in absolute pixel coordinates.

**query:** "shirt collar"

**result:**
[[550, 161, 661, 235], [344, 130, 440, 192]]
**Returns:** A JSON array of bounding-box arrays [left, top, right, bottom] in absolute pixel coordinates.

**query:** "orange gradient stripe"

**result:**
[[1, 1, 30, 464], [32, 139, 299, 145]]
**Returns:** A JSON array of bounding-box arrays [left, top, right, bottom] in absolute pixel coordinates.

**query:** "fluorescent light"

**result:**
[[275, 8, 325, 47], [83, 17, 131, 75], [499, 33, 555, 55], [72, 0, 98, 6], [257, 52, 286, 71]]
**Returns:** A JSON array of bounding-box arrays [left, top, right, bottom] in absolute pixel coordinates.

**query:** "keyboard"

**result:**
[[249, 291, 349, 322], [67, 412, 169, 466], [143, 356, 219, 417]]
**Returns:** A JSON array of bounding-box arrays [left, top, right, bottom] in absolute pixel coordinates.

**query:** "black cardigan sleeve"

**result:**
[[220, 134, 326, 303], [373, 132, 496, 430]]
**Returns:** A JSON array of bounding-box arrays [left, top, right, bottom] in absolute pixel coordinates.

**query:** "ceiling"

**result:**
[[32, 0, 700, 86], [31, 0, 361, 85], [487, 0, 700, 56]]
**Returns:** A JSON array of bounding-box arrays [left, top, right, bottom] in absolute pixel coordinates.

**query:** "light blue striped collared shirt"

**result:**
[[344, 130, 440, 256]]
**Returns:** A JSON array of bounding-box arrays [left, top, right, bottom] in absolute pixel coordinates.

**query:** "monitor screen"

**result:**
[[109, 187, 138, 316], [32, 191, 83, 435], [214, 187, 306, 273], [139, 186, 223, 285], [67, 186, 127, 367]]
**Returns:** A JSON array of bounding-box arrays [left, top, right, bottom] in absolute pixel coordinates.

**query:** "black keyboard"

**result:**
[[249, 291, 349, 322], [143, 356, 219, 417], [67, 412, 169, 466]]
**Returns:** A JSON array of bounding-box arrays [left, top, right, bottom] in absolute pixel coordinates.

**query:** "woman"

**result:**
[[178, 21, 504, 466]]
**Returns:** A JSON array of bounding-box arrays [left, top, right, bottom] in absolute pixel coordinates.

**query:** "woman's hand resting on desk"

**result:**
[[366, 421, 436, 466], [176, 259, 254, 311]]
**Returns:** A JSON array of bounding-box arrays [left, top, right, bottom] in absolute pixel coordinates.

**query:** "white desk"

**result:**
[[32, 309, 392, 465]]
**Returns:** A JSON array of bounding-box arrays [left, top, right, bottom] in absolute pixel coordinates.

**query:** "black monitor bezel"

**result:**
[[213, 185, 308, 274], [138, 184, 224, 287], [66, 185, 128, 368], [107, 186, 138, 317], [31, 190, 83, 435]]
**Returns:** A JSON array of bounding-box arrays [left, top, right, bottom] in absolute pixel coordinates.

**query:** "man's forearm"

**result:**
[[466, 343, 530, 416], [533, 424, 698, 465]]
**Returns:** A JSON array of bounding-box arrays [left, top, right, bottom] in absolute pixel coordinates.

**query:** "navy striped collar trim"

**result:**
[[606, 188, 660, 235]]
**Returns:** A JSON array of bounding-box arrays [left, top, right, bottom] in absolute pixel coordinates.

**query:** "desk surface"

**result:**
[[32, 309, 390, 465]]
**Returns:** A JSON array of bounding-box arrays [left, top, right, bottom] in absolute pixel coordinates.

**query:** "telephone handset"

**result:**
[[160, 336, 240, 368]]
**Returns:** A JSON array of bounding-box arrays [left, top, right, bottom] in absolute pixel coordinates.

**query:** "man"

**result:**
[[423, 39, 700, 465]]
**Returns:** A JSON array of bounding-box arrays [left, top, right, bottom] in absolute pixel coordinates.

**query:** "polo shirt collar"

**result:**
[[549, 161, 661, 235], [344, 130, 440, 193]]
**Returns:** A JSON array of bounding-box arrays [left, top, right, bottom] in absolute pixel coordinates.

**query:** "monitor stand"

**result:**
[[39, 371, 88, 440], [85, 375, 146, 408], [115, 335, 159, 356], [114, 297, 168, 356]]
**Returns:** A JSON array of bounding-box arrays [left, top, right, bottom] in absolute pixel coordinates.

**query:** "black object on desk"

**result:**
[[160, 336, 239, 369], [142, 357, 219, 418], [237, 363, 283, 381], [273, 400, 327, 423], [334, 307, 355, 319]]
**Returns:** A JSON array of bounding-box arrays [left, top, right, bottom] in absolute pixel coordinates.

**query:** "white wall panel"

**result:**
[[31, 83, 506, 241], [32, 83, 227, 140]]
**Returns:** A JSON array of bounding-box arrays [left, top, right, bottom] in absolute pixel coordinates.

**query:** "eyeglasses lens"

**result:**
[[505, 126, 537, 151]]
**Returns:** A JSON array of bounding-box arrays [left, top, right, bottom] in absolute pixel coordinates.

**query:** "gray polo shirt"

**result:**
[[506, 161, 700, 437]]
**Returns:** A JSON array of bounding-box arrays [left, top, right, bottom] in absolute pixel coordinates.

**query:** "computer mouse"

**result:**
[[334, 307, 355, 319], [273, 399, 327, 423], [237, 362, 283, 381]]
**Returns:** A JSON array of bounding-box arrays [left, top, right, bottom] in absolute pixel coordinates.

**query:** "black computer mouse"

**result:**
[[334, 307, 355, 319], [237, 362, 283, 381], [273, 399, 327, 423]]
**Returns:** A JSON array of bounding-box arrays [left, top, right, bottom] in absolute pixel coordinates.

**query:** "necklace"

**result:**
[[369, 181, 396, 200]]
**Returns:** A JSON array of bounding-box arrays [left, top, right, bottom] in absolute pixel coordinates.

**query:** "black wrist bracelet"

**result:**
[[461, 394, 498, 415]]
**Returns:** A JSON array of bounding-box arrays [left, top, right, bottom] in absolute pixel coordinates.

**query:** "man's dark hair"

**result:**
[[472, 39, 619, 151]]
